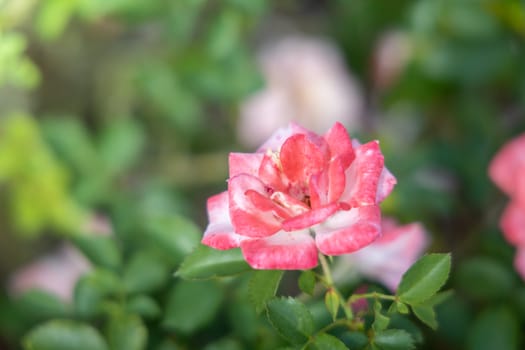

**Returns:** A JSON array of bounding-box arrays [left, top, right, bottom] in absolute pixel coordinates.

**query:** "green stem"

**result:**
[[318, 253, 334, 286], [348, 292, 397, 304]]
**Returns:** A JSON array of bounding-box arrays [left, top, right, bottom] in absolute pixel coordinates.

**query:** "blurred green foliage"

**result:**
[[0, 0, 524, 349]]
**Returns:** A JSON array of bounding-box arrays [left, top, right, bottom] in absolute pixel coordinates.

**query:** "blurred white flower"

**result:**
[[9, 244, 91, 302], [334, 218, 430, 291], [238, 36, 363, 147]]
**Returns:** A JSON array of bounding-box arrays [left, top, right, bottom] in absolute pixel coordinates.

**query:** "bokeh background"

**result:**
[[1, 0, 525, 349]]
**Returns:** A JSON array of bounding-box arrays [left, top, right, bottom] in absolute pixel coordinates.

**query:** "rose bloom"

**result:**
[[202, 122, 396, 269], [489, 133, 525, 280], [9, 244, 91, 302], [335, 218, 429, 291], [238, 36, 363, 148]]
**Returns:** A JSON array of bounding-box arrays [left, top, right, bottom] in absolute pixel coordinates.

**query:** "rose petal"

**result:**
[[240, 230, 318, 269], [347, 222, 429, 291], [229, 153, 264, 178], [323, 122, 355, 168], [500, 201, 525, 247], [282, 202, 340, 231], [376, 167, 397, 203], [315, 205, 381, 255], [280, 133, 330, 185], [258, 152, 287, 192], [202, 192, 244, 249], [340, 141, 385, 206], [229, 174, 282, 237], [488, 133, 525, 198], [309, 156, 346, 208], [256, 122, 310, 152]]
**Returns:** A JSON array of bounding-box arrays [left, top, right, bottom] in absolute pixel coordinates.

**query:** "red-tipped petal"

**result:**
[[256, 122, 310, 152], [324, 122, 355, 168], [280, 133, 329, 185], [240, 230, 318, 270], [282, 202, 340, 231], [500, 201, 525, 246], [229, 174, 282, 238], [229, 153, 264, 178], [202, 192, 243, 249], [315, 205, 381, 255], [258, 153, 287, 192], [340, 141, 385, 206]]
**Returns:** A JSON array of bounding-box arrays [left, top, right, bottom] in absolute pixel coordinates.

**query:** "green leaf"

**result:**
[[176, 245, 251, 279], [397, 253, 451, 304], [163, 280, 224, 334], [340, 331, 369, 349], [307, 333, 348, 350], [126, 295, 161, 320], [107, 313, 147, 350], [466, 306, 519, 350], [145, 215, 201, 265], [14, 290, 68, 322], [123, 252, 169, 294], [373, 329, 415, 350], [373, 300, 390, 332], [72, 235, 121, 270], [412, 304, 437, 329], [97, 119, 144, 176], [73, 269, 120, 318], [388, 301, 409, 315], [248, 270, 284, 314], [298, 270, 316, 296], [456, 257, 516, 300], [266, 297, 314, 345], [324, 289, 340, 321], [23, 320, 108, 350]]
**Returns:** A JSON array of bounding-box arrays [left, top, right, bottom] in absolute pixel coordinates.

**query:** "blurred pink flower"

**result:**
[[9, 244, 91, 302], [372, 31, 413, 90], [489, 133, 525, 280], [336, 218, 429, 291], [238, 36, 363, 147], [203, 122, 396, 270]]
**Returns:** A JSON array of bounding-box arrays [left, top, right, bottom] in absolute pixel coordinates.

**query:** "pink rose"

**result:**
[[9, 244, 91, 302], [202, 122, 396, 270], [489, 133, 525, 280], [489, 133, 525, 206], [337, 218, 429, 291]]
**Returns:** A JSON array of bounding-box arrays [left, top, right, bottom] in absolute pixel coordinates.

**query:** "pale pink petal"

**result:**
[[280, 133, 330, 185], [202, 192, 243, 249], [282, 202, 340, 231], [347, 222, 429, 291], [256, 122, 311, 152], [323, 122, 355, 168], [340, 141, 385, 206], [376, 167, 397, 203], [488, 133, 525, 198], [500, 201, 525, 247], [315, 205, 381, 255], [514, 247, 525, 281], [228, 174, 282, 237], [229, 153, 264, 178], [240, 230, 317, 269]]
